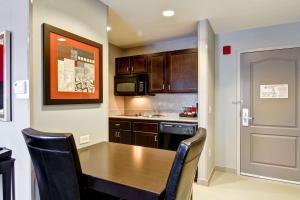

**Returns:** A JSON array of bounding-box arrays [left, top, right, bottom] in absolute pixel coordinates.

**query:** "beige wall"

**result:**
[[109, 44, 124, 115], [31, 0, 109, 148], [111, 35, 199, 115]]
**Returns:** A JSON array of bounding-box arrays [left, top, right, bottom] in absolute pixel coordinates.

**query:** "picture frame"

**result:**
[[43, 23, 103, 105], [0, 31, 11, 121]]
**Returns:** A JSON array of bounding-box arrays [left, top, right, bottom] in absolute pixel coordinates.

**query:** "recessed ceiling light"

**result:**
[[107, 26, 111, 32], [57, 38, 66, 42], [162, 10, 175, 17]]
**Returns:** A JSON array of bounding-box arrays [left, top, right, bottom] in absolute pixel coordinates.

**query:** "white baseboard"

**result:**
[[241, 172, 300, 185], [215, 166, 237, 174], [196, 167, 215, 186]]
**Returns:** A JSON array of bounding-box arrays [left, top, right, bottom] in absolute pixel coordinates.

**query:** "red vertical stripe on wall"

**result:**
[[0, 44, 3, 82]]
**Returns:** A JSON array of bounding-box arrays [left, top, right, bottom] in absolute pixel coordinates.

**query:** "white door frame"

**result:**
[[236, 44, 300, 185]]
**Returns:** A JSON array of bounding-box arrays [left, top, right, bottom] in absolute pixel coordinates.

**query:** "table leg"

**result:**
[[2, 165, 12, 200]]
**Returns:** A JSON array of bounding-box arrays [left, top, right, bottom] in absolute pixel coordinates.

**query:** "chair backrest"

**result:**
[[22, 128, 84, 200], [164, 128, 207, 200]]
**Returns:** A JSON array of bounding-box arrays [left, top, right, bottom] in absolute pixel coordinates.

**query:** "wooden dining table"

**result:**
[[78, 142, 176, 200]]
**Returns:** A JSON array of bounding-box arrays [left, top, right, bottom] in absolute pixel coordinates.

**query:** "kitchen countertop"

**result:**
[[109, 114, 198, 123]]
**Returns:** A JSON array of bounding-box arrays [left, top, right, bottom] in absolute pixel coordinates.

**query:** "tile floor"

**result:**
[[193, 171, 300, 200]]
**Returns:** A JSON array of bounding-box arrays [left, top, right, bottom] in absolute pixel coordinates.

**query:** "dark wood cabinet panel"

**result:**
[[116, 57, 131, 75], [167, 49, 198, 93], [133, 122, 158, 133], [109, 120, 131, 130], [109, 129, 132, 144], [134, 131, 158, 148], [148, 53, 166, 93], [109, 129, 120, 143], [119, 130, 132, 144], [131, 55, 148, 74]]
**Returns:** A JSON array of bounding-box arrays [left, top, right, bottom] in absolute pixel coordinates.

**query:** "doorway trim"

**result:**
[[236, 44, 300, 184]]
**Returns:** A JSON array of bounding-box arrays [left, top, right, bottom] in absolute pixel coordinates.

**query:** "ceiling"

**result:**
[[100, 0, 300, 48]]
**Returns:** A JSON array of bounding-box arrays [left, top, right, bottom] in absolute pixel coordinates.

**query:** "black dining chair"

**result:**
[[164, 128, 207, 200], [22, 128, 118, 200]]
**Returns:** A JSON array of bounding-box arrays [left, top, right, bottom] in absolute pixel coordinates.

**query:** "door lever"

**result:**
[[242, 108, 254, 126]]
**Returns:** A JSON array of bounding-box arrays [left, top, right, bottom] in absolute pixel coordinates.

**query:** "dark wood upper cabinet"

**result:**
[[148, 53, 166, 93], [116, 55, 147, 75], [116, 57, 131, 75], [115, 48, 198, 93], [131, 55, 148, 74], [167, 49, 198, 93]]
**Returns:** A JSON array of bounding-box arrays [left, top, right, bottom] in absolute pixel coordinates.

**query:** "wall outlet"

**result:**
[[79, 135, 90, 144]]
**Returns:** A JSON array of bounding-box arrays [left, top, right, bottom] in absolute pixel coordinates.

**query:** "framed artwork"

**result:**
[[0, 31, 11, 121], [43, 23, 103, 105]]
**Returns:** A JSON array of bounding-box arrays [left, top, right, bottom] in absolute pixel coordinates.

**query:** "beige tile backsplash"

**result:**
[[124, 94, 198, 115]]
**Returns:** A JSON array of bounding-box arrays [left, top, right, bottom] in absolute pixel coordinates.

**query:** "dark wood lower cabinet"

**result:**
[[134, 131, 158, 148], [109, 129, 132, 145], [109, 118, 197, 149]]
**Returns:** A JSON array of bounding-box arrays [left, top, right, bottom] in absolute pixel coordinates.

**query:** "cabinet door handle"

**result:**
[[162, 84, 165, 90], [126, 67, 129, 72], [154, 135, 158, 142], [118, 132, 121, 137], [168, 84, 171, 91], [131, 66, 134, 72], [115, 131, 118, 137]]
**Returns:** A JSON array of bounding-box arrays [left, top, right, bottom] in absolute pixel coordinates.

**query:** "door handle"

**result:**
[[242, 108, 254, 126]]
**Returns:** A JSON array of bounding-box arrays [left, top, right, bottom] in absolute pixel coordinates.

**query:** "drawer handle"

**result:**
[[163, 125, 173, 127], [115, 131, 120, 138], [115, 124, 120, 126]]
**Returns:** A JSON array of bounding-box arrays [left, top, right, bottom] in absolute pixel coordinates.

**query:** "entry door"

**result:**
[[241, 48, 300, 182]]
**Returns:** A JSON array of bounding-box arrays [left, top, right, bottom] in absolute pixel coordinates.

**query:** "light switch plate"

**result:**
[[13, 80, 29, 99], [80, 135, 90, 144]]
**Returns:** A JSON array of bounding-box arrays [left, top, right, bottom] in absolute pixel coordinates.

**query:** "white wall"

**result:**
[[215, 21, 300, 170], [122, 34, 198, 56], [0, 0, 31, 200], [197, 19, 215, 184], [31, 0, 109, 148]]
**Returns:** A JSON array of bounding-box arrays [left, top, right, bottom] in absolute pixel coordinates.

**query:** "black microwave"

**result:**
[[114, 74, 148, 96]]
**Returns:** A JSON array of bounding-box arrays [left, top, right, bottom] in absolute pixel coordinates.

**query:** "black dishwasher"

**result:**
[[159, 122, 198, 151]]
